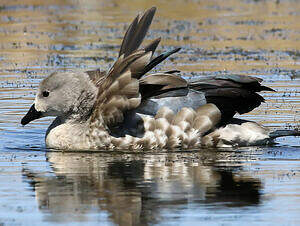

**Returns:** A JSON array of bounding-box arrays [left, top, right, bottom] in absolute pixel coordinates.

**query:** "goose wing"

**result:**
[[188, 74, 275, 122], [88, 7, 182, 127]]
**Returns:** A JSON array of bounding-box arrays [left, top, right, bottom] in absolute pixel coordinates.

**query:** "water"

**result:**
[[0, 0, 299, 225]]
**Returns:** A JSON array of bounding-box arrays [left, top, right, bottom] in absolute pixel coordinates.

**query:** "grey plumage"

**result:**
[[20, 7, 299, 150]]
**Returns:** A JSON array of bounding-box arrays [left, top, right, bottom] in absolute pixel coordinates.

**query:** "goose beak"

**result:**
[[21, 104, 42, 126]]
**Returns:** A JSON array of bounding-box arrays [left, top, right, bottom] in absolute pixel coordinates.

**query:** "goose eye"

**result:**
[[42, 91, 49, 97]]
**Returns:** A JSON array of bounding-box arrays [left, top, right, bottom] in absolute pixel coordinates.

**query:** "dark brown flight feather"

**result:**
[[119, 7, 156, 57]]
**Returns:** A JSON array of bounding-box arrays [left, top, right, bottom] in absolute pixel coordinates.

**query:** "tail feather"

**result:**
[[188, 74, 275, 122], [269, 129, 300, 138], [260, 85, 276, 92]]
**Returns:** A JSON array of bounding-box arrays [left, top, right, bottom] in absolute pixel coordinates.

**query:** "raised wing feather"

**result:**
[[89, 7, 183, 128], [119, 7, 156, 57], [90, 58, 142, 126]]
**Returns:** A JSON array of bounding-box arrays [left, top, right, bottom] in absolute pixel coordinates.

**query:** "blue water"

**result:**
[[0, 0, 299, 225]]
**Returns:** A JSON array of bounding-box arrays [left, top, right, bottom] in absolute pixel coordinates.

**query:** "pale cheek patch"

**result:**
[[34, 98, 47, 112]]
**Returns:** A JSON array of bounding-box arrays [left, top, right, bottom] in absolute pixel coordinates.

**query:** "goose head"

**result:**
[[21, 71, 98, 125]]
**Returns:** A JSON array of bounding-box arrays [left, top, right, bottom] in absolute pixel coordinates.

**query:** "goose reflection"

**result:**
[[23, 149, 262, 225]]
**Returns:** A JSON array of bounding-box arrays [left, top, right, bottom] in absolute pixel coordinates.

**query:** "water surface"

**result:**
[[0, 0, 299, 225]]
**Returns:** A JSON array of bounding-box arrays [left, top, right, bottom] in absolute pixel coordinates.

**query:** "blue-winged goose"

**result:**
[[21, 7, 299, 150]]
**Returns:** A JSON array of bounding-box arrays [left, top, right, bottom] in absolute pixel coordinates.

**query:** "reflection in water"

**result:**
[[23, 149, 262, 225]]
